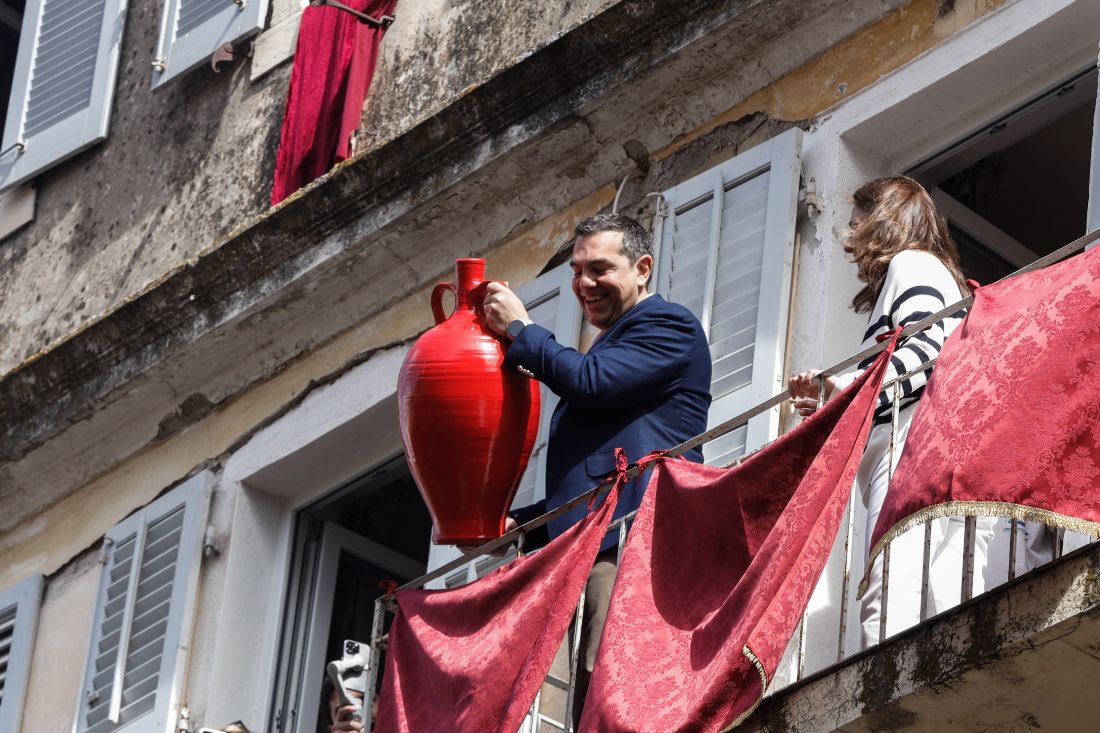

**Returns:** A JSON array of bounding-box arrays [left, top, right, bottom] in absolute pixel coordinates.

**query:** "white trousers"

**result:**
[[857, 413, 996, 647]]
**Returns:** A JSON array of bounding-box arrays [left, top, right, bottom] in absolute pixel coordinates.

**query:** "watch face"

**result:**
[[507, 320, 525, 339]]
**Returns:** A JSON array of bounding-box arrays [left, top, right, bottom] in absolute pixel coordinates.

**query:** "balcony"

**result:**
[[359, 230, 1100, 732]]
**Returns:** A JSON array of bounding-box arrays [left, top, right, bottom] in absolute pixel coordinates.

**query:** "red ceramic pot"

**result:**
[[398, 258, 541, 545]]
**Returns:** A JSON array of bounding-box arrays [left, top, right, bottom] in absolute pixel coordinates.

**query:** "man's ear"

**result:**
[[635, 254, 654, 286]]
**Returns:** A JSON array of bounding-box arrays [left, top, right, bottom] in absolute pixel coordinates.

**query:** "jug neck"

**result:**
[[454, 258, 486, 310]]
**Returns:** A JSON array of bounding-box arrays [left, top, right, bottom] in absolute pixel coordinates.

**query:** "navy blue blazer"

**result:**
[[504, 294, 712, 551]]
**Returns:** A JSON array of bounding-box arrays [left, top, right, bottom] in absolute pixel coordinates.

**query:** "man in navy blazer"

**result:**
[[482, 213, 711, 723]]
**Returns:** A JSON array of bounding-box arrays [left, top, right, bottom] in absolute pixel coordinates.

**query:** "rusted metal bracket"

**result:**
[[211, 41, 255, 73], [309, 0, 395, 28]]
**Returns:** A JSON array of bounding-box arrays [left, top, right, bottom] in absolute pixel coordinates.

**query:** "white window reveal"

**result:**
[[656, 127, 802, 466], [74, 472, 213, 733], [292, 522, 425, 733], [0, 0, 128, 193], [152, 0, 269, 88], [0, 574, 45, 733], [426, 261, 582, 588]]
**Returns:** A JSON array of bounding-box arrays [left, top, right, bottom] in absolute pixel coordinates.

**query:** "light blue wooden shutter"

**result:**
[[75, 473, 211, 733], [657, 128, 802, 466], [426, 262, 582, 587], [0, 0, 127, 192], [151, 0, 269, 88], [0, 575, 45, 733]]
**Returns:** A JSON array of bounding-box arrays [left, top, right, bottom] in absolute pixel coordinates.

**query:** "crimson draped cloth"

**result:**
[[373, 470, 623, 733], [270, 0, 396, 205], [579, 336, 897, 732], [863, 246, 1100, 593]]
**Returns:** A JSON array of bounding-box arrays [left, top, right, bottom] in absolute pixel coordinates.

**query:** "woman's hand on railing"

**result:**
[[788, 370, 836, 417]]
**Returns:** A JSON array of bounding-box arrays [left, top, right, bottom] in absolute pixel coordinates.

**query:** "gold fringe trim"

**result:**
[[721, 644, 770, 732], [857, 501, 1100, 598]]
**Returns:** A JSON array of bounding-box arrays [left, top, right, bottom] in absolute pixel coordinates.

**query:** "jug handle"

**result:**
[[431, 281, 455, 324], [469, 280, 508, 324]]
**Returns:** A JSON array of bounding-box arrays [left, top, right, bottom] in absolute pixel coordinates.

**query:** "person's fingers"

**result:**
[[793, 397, 819, 417]]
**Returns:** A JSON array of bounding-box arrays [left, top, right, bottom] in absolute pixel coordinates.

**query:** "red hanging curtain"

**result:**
[[863, 246, 1100, 596], [374, 468, 625, 733], [579, 337, 897, 732], [271, 0, 397, 205]]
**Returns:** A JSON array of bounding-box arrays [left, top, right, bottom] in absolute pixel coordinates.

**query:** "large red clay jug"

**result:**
[[398, 258, 541, 545]]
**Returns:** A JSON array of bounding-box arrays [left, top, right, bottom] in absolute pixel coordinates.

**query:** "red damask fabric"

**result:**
[[373, 480, 621, 733], [271, 0, 397, 205], [579, 338, 897, 732], [865, 246, 1100, 580]]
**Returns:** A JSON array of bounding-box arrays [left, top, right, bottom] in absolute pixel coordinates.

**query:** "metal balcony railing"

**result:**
[[361, 227, 1100, 731]]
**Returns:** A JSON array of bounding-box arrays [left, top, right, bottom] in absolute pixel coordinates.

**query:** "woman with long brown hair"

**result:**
[[789, 176, 993, 646]]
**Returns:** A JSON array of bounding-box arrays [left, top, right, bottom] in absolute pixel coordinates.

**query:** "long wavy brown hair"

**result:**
[[845, 176, 969, 313]]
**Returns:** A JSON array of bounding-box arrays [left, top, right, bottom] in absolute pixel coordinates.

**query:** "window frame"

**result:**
[[72, 472, 212, 733], [0, 0, 128, 193], [0, 573, 45, 733], [151, 0, 270, 89], [655, 127, 803, 461]]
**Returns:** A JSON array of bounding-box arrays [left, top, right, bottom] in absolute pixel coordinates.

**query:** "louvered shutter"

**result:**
[[0, 575, 45, 733], [0, 0, 127, 192], [76, 473, 211, 733], [151, 0, 269, 88], [425, 262, 582, 587], [657, 128, 802, 466]]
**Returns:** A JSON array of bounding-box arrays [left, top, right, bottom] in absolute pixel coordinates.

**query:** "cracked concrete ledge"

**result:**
[[743, 542, 1100, 731], [0, 0, 772, 466]]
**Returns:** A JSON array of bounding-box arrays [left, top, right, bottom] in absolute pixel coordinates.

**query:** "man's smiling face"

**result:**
[[570, 230, 652, 330]]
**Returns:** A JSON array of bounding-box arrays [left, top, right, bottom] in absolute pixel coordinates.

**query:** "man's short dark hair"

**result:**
[[574, 213, 653, 263]]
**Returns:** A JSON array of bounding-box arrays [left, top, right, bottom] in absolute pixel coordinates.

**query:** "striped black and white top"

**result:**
[[833, 249, 967, 426]]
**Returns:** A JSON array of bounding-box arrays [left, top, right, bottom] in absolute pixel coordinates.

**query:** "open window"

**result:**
[[911, 66, 1099, 282], [655, 127, 803, 465], [270, 457, 431, 733]]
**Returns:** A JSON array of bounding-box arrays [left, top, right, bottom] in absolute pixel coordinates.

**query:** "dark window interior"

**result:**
[[274, 457, 433, 733], [912, 68, 1096, 286]]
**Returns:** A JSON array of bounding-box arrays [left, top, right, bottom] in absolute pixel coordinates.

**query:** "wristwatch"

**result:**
[[506, 319, 531, 340]]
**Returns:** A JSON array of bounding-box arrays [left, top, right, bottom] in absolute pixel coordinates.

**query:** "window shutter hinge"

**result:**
[[152, 58, 167, 73], [97, 537, 114, 564], [0, 141, 25, 160], [203, 525, 222, 558], [177, 707, 193, 732]]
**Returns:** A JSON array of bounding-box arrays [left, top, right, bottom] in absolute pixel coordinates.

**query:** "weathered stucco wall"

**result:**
[[0, 0, 622, 377], [0, 5, 290, 375]]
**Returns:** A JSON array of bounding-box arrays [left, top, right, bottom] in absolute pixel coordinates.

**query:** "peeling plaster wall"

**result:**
[[0, 0, 619, 377], [359, 0, 620, 150]]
